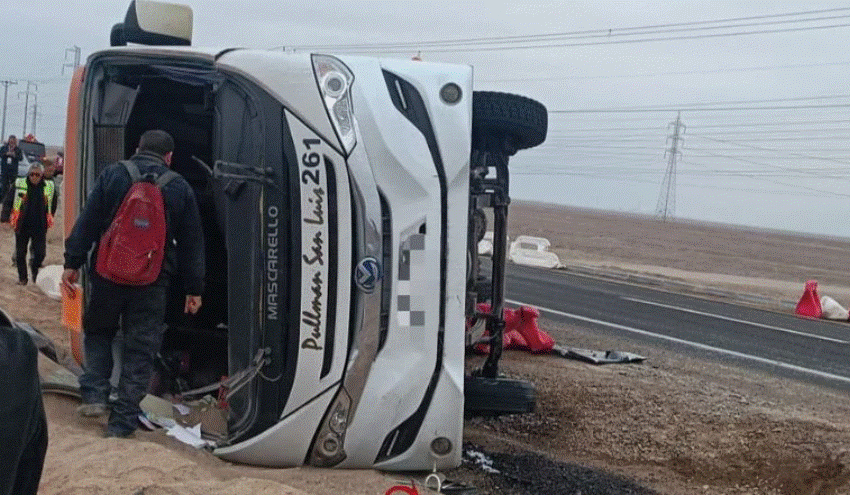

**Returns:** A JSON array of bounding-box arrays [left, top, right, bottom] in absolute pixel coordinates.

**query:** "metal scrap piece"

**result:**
[[551, 345, 645, 365]]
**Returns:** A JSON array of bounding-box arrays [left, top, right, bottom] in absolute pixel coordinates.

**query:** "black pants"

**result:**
[[15, 228, 46, 283], [0, 167, 14, 202], [0, 326, 48, 495], [79, 275, 168, 435]]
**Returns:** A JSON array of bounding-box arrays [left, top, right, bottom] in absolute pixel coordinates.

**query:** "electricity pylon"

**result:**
[[656, 112, 685, 221]]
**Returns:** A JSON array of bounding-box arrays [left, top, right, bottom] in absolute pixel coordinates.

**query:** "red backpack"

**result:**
[[96, 161, 180, 286]]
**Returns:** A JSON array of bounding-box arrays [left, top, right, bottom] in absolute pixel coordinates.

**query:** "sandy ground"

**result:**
[[5, 197, 850, 494]]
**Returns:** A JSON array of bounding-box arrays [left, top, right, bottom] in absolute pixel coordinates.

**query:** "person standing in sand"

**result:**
[[61, 130, 205, 438], [1, 162, 56, 285]]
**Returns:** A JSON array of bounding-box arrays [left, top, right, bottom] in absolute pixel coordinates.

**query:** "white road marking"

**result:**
[[623, 297, 849, 345], [505, 298, 850, 385]]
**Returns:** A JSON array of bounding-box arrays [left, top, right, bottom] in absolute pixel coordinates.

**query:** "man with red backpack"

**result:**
[[61, 130, 205, 438]]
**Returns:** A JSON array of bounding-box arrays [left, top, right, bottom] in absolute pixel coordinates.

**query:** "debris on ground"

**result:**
[[471, 304, 645, 365], [795, 279, 850, 321], [551, 345, 645, 365]]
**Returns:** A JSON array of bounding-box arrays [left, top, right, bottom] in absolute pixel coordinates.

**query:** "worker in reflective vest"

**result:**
[[1, 162, 56, 285]]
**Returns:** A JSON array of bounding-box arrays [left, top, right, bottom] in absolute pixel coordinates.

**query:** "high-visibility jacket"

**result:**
[[9, 177, 54, 232]]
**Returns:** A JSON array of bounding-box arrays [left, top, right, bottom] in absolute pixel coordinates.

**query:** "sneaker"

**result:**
[[77, 403, 109, 417], [16, 280, 26, 285]]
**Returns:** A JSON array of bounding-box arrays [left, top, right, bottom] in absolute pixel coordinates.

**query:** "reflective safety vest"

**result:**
[[9, 177, 54, 231]]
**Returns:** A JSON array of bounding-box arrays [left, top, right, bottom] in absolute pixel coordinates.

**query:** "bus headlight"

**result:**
[[312, 54, 356, 155], [309, 389, 352, 467]]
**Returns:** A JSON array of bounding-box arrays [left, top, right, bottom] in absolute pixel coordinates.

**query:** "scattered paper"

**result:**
[[465, 449, 500, 474], [138, 414, 158, 431], [143, 412, 176, 430], [173, 403, 191, 416], [165, 423, 215, 449]]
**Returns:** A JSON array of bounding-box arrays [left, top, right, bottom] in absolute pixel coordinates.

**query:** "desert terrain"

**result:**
[[4, 197, 850, 494]]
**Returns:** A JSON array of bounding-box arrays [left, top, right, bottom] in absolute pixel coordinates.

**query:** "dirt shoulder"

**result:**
[[459, 320, 850, 495]]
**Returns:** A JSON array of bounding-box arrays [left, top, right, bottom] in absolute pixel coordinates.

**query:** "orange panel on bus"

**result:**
[[63, 66, 85, 366]]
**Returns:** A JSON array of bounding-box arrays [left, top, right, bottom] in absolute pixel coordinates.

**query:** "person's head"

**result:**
[[27, 163, 44, 184], [7, 135, 16, 147], [137, 130, 174, 166]]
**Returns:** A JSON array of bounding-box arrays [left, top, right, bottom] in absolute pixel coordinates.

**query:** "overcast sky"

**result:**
[[3, 1, 850, 238]]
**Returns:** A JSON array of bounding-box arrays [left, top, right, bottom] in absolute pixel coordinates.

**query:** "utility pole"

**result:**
[[30, 93, 37, 137], [63, 46, 81, 75], [655, 112, 685, 221], [18, 81, 37, 137], [0, 80, 17, 140]]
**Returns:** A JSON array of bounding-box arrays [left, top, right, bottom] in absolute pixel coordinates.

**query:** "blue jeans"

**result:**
[[79, 276, 168, 435]]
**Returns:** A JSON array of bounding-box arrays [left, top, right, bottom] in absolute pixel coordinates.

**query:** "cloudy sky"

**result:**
[[4, 1, 850, 238]]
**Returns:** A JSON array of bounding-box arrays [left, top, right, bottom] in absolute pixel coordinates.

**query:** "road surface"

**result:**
[[505, 264, 850, 390]]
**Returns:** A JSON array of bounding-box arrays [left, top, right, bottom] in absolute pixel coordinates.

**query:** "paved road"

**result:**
[[504, 263, 850, 390]]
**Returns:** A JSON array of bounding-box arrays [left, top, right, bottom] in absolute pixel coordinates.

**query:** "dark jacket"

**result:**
[[0, 325, 48, 495], [63, 152, 205, 295], [0, 145, 22, 175], [0, 177, 56, 232]]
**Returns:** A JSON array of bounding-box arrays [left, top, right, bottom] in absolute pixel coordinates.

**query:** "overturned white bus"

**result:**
[[52, 0, 547, 470]]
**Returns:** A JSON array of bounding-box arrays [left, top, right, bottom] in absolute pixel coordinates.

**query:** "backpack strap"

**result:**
[[121, 160, 141, 183], [156, 170, 181, 189], [122, 159, 180, 189]]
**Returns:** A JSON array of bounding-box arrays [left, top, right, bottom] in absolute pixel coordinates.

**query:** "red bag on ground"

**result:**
[[96, 161, 178, 286]]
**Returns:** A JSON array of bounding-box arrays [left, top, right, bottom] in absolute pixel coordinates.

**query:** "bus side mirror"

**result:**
[[111, 23, 127, 47], [111, 0, 192, 47]]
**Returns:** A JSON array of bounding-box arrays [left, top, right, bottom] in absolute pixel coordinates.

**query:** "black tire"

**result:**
[[472, 91, 548, 153], [464, 375, 536, 418]]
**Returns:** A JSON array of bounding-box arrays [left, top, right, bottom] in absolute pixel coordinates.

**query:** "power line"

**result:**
[[678, 149, 848, 177], [307, 22, 850, 53], [512, 170, 850, 198], [550, 103, 850, 113], [478, 61, 850, 84], [689, 135, 850, 141], [513, 166, 850, 197], [546, 118, 850, 133], [688, 119, 850, 129], [547, 94, 850, 114], [289, 7, 850, 52], [549, 129, 850, 139], [688, 134, 850, 158]]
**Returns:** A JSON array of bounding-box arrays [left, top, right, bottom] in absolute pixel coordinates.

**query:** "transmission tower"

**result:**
[[0, 80, 17, 140], [655, 112, 685, 221], [18, 81, 37, 137], [30, 93, 37, 137], [63, 46, 81, 75]]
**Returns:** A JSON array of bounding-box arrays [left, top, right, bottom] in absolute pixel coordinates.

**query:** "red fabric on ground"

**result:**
[[470, 303, 555, 354]]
